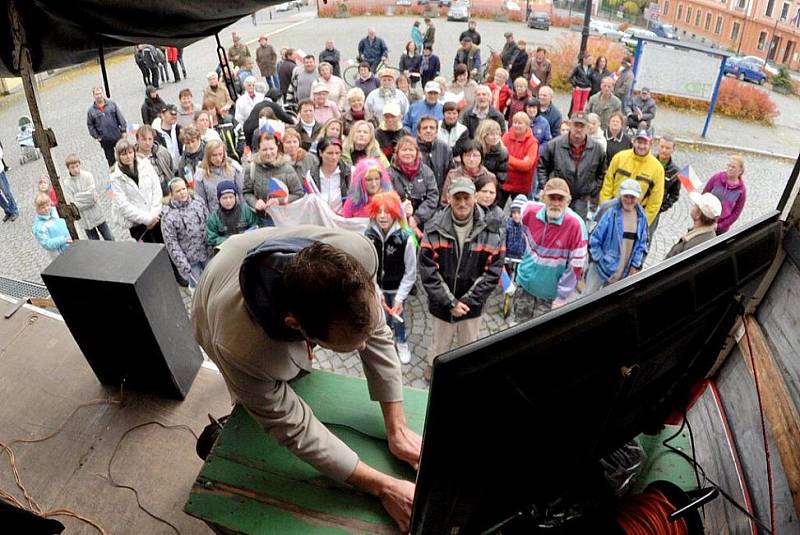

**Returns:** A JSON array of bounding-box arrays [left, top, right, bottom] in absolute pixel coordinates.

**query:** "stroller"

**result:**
[[17, 116, 41, 165]]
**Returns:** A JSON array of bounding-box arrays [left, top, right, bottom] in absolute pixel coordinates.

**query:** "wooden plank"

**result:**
[[717, 347, 800, 534], [0, 303, 234, 534], [739, 314, 800, 518], [756, 260, 800, 423], [687, 383, 756, 534]]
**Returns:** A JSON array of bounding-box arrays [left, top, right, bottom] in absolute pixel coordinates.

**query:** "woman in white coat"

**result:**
[[110, 138, 164, 242]]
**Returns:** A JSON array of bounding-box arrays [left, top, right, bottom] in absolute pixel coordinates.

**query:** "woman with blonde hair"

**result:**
[[342, 157, 394, 218], [194, 139, 244, 212], [703, 155, 747, 234], [475, 119, 508, 188], [341, 120, 390, 168], [310, 117, 345, 153], [282, 127, 317, 179], [485, 67, 512, 117]]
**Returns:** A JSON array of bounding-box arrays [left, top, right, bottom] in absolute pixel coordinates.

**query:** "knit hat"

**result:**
[[217, 180, 237, 199], [510, 194, 527, 212]]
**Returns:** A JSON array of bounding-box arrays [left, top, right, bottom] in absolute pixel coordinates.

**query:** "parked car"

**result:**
[[724, 56, 767, 84], [504, 0, 521, 11], [527, 11, 550, 30], [396, 0, 412, 5], [621, 28, 658, 50], [438, 0, 452, 6], [649, 22, 679, 40], [589, 19, 624, 40], [276, 1, 301, 11], [740, 55, 780, 76], [447, 2, 469, 21]]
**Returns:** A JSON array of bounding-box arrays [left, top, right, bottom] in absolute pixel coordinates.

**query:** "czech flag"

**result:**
[[677, 165, 702, 193], [499, 267, 515, 295], [126, 123, 140, 137], [302, 170, 320, 195], [267, 177, 289, 200], [105, 182, 114, 198]]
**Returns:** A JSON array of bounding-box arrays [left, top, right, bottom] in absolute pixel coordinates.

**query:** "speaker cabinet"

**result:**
[[41, 240, 202, 399]]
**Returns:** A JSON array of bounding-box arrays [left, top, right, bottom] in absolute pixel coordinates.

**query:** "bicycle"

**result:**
[[501, 257, 522, 319], [480, 45, 502, 83], [343, 58, 402, 88]]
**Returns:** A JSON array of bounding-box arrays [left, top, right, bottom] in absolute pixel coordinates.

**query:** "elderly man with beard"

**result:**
[[513, 178, 587, 322]]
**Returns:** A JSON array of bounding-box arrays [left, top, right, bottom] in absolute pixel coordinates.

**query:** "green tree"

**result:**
[[623, 0, 640, 14]]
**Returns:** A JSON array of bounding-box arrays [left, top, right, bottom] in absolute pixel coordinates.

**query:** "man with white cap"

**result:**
[[404, 81, 444, 135], [234, 76, 265, 124], [311, 82, 341, 124], [514, 177, 588, 321], [584, 178, 649, 295], [365, 68, 409, 119], [419, 176, 505, 381], [599, 128, 664, 226], [665, 192, 722, 259]]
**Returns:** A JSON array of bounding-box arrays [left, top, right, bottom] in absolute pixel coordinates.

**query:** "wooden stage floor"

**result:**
[[0, 296, 232, 534]]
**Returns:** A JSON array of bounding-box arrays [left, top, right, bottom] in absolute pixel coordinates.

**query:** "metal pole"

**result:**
[[7, 0, 78, 240], [98, 38, 111, 98], [702, 56, 727, 138], [579, 0, 593, 58]]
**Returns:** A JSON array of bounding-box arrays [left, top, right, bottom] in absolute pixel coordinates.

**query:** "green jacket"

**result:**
[[205, 204, 260, 247]]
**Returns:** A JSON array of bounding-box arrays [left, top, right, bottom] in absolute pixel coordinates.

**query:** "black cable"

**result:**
[[662, 415, 773, 534], [106, 421, 199, 535]]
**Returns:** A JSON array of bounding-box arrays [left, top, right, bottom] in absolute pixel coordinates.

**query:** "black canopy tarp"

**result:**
[[0, 0, 276, 76]]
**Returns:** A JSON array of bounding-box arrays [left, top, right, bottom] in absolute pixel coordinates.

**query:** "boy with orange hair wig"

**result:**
[[364, 191, 417, 364]]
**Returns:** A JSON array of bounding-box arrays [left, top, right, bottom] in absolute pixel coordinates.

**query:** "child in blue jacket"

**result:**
[[32, 192, 71, 258]]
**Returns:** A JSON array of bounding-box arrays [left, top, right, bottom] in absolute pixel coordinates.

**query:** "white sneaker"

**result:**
[[396, 342, 412, 365]]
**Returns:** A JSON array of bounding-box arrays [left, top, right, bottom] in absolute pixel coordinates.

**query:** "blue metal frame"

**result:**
[[628, 35, 732, 139]]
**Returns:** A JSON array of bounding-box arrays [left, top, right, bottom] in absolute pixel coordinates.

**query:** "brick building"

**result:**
[[656, 0, 800, 68]]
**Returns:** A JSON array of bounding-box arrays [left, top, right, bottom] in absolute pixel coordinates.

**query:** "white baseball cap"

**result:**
[[424, 81, 441, 93], [619, 178, 642, 199], [689, 192, 722, 219]]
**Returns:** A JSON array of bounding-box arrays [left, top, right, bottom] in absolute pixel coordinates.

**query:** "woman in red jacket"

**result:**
[[165, 46, 181, 82], [501, 111, 539, 204]]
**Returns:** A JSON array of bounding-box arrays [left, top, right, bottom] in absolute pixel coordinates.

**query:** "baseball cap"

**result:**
[[633, 129, 652, 141], [216, 180, 237, 199], [510, 194, 527, 212], [689, 191, 722, 219], [424, 81, 441, 93], [570, 111, 588, 125], [619, 179, 642, 198], [543, 177, 571, 197], [311, 82, 329, 94], [382, 101, 402, 117], [461, 36, 473, 43], [163, 104, 178, 114], [378, 68, 397, 80], [448, 176, 476, 196]]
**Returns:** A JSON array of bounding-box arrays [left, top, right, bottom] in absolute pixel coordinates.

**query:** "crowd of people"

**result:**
[[20, 22, 751, 377]]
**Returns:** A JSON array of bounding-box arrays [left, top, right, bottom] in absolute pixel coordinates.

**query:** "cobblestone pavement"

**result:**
[[0, 9, 795, 390]]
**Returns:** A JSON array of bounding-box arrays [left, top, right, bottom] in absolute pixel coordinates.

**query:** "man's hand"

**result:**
[[551, 297, 567, 310], [450, 301, 470, 317], [388, 424, 422, 470], [391, 300, 404, 317], [147, 215, 160, 229], [378, 477, 415, 532], [265, 198, 280, 208], [629, 267, 640, 276], [255, 199, 267, 211]]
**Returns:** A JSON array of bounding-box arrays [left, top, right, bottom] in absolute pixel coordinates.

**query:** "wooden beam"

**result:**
[[738, 314, 800, 518]]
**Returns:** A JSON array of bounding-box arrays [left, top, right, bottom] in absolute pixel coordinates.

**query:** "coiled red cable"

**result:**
[[617, 488, 689, 535]]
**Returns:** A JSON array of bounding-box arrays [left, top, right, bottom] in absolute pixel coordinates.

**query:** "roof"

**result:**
[[0, 0, 273, 76]]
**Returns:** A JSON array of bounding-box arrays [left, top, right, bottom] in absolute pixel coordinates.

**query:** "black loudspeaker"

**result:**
[[41, 240, 203, 400]]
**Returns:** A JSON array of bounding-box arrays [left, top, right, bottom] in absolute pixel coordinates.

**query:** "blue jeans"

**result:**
[[0, 171, 18, 216], [383, 291, 407, 343], [266, 72, 280, 91], [188, 260, 207, 289], [85, 222, 115, 241]]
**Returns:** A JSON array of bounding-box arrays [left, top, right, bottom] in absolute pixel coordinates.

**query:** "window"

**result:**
[[780, 2, 790, 19], [677, 3, 683, 19], [757, 31, 767, 49], [687, 6, 693, 22], [705, 12, 712, 29], [765, 0, 775, 17], [695, 9, 702, 25], [716, 15, 723, 33], [664, 0, 670, 15], [731, 21, 741, 41], [736, 0, 746, 8]]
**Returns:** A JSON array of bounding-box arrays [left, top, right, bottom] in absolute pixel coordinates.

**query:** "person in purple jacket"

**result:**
[[702, 155, 746, 234]]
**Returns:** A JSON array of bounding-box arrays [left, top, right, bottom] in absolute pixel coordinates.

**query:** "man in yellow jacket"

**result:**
[[599, 129, 665, 225]]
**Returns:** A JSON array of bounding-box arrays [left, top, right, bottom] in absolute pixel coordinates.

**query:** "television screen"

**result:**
[[411, 212, 781, 534]]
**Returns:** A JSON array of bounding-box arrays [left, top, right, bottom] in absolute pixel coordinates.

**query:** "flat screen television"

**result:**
[[410, 212, 782, 534]]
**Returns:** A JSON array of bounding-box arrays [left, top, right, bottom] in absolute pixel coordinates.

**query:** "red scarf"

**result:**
[[350, 108, 366, 121], [398, 158, 421, 178], [569, 137, 587, 175], [464, 165, 481, 177]]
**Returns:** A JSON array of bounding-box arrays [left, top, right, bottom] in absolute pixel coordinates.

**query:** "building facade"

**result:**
[[656, 0, 800, 68]]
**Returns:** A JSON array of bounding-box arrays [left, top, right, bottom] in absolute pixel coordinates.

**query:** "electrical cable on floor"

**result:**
[[662, 416, 773, 533], [105, 421, 199, 535]]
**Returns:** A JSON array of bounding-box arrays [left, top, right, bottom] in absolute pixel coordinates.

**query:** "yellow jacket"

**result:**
[[599, 149, 665, 225]]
